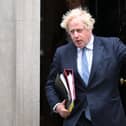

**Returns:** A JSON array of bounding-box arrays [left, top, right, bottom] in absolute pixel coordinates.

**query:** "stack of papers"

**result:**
[[55, 69, 76, 112]]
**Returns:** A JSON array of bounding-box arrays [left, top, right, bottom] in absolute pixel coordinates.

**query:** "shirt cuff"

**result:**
[[53, 103, 61, 113]]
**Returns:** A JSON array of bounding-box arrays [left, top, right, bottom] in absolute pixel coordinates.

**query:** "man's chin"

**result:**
[[76, 44, 84, 48]]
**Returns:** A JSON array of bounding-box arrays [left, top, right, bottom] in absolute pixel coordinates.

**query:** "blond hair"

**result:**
[[60, 7, 95, 31]]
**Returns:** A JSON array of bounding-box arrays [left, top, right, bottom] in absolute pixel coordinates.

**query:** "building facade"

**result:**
[[0, 0, 40, 126]]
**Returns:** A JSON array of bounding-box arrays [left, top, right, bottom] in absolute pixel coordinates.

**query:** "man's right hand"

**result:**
[[56, 100, 71, 119]]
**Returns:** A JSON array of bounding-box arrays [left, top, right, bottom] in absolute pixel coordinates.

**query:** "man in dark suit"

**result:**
[[45, 7, 126, 126]]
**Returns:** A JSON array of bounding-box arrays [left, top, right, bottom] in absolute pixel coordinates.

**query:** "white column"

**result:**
[[15, 0, 40, 126], [0, 0, 16, 125]]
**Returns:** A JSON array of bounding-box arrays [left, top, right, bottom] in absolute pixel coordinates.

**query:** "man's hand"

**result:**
[[56, 100, 71, 119]]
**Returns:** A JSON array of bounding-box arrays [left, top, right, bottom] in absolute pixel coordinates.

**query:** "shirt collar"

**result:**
[[86, 35, 94, 50]]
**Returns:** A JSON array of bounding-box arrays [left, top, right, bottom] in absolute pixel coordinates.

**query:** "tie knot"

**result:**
[[83, 47, 87, 52], [83, 47, 90, 51], [82, 47, 86, 56], [83, 47, 86, 50]]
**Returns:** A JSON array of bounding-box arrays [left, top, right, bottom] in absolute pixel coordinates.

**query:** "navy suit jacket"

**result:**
[[46, 36, 126, 126]]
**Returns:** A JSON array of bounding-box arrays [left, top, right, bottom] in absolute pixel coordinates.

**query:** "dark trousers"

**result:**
[[76, 112, 93, 126]]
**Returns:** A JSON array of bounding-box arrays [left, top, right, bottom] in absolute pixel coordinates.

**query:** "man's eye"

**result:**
[[77, 29, 83, 32], [71, 30, 74, 33], [69, 29, 83, 34], [70, 30, 74, 34]]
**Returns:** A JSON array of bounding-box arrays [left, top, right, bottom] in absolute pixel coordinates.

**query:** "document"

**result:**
[[55, 69, 76, 112]]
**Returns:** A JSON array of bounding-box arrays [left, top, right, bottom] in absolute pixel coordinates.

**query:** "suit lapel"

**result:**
[[88, 37, 104, 86], [68, 43, 85, 85], [67, 42, 78, 73]]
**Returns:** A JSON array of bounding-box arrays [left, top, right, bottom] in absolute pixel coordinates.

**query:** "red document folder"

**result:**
[[55, 69, 76, 112]]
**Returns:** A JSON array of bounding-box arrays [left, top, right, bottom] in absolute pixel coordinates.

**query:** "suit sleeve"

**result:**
[[45, 48, 61, 110], [113, 37, 126, 62], [113, 37, 126, 78]]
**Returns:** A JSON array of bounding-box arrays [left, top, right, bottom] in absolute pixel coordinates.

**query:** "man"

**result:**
[[45, 8, 126, 126]]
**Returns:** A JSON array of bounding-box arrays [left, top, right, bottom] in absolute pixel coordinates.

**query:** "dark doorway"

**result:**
[[41, 0, 126, 125]]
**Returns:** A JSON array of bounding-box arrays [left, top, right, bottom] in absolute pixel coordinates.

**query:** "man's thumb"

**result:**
[[62, 99, 66, 105]]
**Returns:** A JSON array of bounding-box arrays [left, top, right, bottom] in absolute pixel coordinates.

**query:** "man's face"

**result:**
[[68, 17, 92, 48]]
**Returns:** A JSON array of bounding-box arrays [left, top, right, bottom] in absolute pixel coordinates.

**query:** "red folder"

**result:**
[[55, 69, 76, 112]]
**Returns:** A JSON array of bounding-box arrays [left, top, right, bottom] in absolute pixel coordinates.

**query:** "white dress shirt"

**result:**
[[77, 35, 94, 80]]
